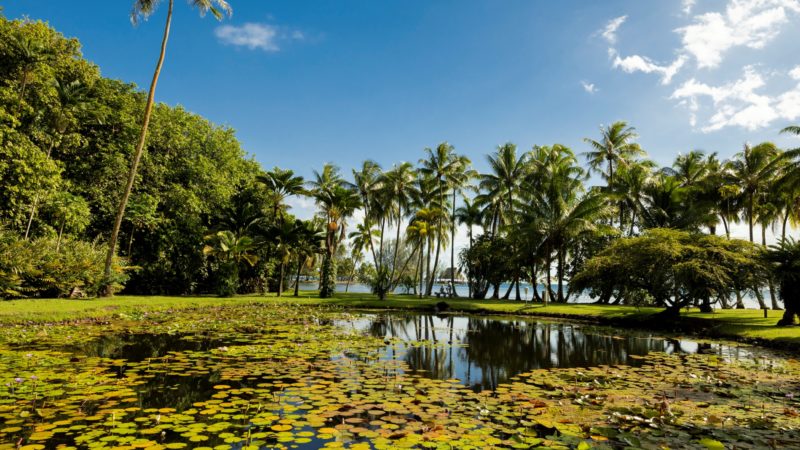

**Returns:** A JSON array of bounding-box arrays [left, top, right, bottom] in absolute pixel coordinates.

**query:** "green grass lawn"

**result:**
[[1, 292, 797, 347]]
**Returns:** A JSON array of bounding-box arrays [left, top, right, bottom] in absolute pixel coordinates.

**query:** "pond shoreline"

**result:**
[[1, 292, 798, 351]]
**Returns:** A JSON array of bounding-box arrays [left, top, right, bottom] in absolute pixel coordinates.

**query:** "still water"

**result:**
[[346, 313, 756, 391], [65, 312, 760, 394], [299, 282, 766, 308]]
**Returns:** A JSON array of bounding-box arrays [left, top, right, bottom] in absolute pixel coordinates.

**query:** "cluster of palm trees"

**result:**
[[295, 121, 800, 304]]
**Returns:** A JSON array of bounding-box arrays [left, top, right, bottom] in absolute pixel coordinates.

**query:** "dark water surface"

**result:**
[[345, 313, 757, 391], [59, 312, 761, 395]]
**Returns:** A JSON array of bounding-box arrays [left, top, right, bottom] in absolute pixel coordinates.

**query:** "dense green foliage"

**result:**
[[0, 14, 298, 297], [572, 229, 764, 314], [2, 12, 800, 327]]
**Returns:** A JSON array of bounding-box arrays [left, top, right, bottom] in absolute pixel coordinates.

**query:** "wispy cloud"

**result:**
[[611, 50, 687, 85], [599, 0, 800, 132], [601, 15, 627, 44], [215, 22, 305, 52], [581, 81, 597, 94]]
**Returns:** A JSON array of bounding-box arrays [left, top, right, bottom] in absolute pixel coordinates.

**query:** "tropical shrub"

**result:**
[[572, 228, 765, 315], [0, 230, 128, 299]]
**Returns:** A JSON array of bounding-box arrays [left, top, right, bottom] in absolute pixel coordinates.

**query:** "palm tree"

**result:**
[[455, 198, 483, 297], [381, 162, 416, 287], [103, 0, 232, 296], [293, 219, 323, 297], [349, 221, 380, 268], [264, 219, 305, 297], [445, 156, 475, 296], [23, 79, 89, 239], [419, 143, 460, 295], [728, 142, 782, 243], [583, 121, 644, 229], [256, 167, 306, 221], [11, 31, 53, 112], [203, 229, 258, 297], [478, 143, 529, 235], [521, 144, 607, 303], [309, 164, 361, 298], [610, 160, 653, 235]]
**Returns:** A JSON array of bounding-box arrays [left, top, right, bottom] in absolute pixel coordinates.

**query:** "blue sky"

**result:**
[[5, 0, 800, 238]]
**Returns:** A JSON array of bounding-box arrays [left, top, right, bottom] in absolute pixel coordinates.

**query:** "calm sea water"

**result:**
[[298, 282, 765, 309]]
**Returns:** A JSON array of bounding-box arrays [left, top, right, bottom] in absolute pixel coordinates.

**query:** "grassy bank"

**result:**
[[1, 292, 797, 348]]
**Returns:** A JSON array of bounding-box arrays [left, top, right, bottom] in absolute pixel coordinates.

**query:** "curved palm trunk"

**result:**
[[424, 236, 432, 297], [417, 240, 425, 298], [102, 0, 173, 296], [763, 225, 781, 310], [427, 237, 441, 296], [388, 206, 402, 289]]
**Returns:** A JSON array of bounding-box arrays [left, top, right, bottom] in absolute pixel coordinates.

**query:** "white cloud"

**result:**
[[215, 23, 280, 51], [581, 81, 597, 94], [790, 65, 800, 80], [683, 0, 697, 15], [611, 51, 687, 84], [601, 15, 627, 44], [671, 65, 800, 132], [677, 0, 800, 68]]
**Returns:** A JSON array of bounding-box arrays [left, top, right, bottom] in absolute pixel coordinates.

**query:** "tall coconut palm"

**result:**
[[583, 121, 644, 229], [103, 0, 232, 296], [419, 143, 460, 295], [478, 143, 529, 235], [455, 198, 483, 297], [728, 142, 782, 243], [293, 219, 323, 297], [349, 220, 378, 261], [381, 162, 416, 287], [256, 167, 306, 221], [445, 156, 475, 296], [310, 164, 361, 298]]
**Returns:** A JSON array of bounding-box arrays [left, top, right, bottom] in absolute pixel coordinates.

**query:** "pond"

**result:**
[[1, 303, 798, 449]]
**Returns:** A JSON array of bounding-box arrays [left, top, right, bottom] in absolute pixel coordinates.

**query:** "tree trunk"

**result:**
[[557, 248, 565, 303], [319, 252, 337, 298], [56, 220, 65, 253], [277, 261, 285, 297], [102, 0, 174, 296], [467, 227, 473, 298], [735, 289, 745, 309], [127, 224, 135, 257], [544, 255, 552, 306], [293, 256, 303, 297], [389, 206, 402, 287], [721, 214, 730, 238], [427, 236, 441, 296], [450, 190, 458, 297], [23, 139, 58, 240], [417, 241, 425, 298]]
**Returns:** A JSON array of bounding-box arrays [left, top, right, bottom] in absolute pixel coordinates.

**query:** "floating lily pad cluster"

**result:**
[[1, 303, 799, 449]]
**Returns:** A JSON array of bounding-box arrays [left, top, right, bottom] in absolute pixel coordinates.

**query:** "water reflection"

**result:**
[[352, 314, 755, 391]]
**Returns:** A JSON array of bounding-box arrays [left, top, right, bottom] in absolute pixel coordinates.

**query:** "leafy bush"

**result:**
[[0, 230, 128, 299], [572, 228, 765, 315]]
